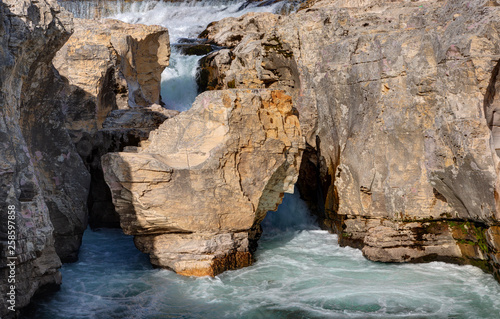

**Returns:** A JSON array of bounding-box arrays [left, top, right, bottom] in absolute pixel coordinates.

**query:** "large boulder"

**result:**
[[0, 0, 84, 316], [197, 0, 500, 280], [102, 89, 304, 276], [54, 18, 170, 136], [53, 18, 171, 228], [88, 105, 178, 227]]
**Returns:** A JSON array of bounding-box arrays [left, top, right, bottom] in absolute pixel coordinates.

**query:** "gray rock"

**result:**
[[0, 0, 79, 316]]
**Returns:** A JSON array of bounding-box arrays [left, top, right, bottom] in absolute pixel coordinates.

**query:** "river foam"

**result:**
[[25, 191, 500, 319]]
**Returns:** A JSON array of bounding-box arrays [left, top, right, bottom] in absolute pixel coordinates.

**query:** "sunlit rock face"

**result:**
[[0, 0, 86, 317], [103, 89, 304, 276], [53, 17, 170, 135], [197, 0, 500, 281], [53, 17, 171, 228]]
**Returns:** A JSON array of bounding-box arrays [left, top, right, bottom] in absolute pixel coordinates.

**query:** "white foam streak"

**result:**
[[107, 0, 288, 111]]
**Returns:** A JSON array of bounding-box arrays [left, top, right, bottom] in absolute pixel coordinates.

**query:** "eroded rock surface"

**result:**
[[53, 17, 171, 228], [198, 0, 500, 280], [54, 18, 170, 136], [102, 89, 304, 276], [88, 105, 178, 227], [0, 0, 81, 316]]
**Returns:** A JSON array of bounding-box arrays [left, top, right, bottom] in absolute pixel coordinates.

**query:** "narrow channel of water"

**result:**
[[41, 1, 500, 318], [26, 191, 500, 318]]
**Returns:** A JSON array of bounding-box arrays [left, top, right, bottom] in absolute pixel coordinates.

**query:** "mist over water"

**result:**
[[26, 191, 500, 318]]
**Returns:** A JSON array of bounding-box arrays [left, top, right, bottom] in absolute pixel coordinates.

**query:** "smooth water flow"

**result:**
[[26, 191, 500, 318]]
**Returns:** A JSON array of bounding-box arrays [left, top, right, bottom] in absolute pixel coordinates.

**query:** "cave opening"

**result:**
[[261, 187, 319, 236]]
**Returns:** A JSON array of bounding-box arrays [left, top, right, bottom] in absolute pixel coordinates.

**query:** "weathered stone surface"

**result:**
[[21, 63, 91, 263], [102, 89, 304, 276], [0, 0, 80, 316], [87, 105, 178, 228], [197, 0, 500, 279], [54, 17, 170, 136], [200, 12, 282, 48], [53, 17, 171, 228]]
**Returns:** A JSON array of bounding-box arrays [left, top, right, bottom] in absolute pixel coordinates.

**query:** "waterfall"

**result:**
[[58, 0, 302, 110]]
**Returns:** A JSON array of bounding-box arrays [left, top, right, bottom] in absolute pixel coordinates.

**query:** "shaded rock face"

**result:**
[[20, 62, 91, 263], [53, 18, 171, 228], [88, 105, 178, 227], [0, 0, 84, 316], [54, 18, 170, 133], [102, 89, 304, 276], [197, 0, 500, 280]]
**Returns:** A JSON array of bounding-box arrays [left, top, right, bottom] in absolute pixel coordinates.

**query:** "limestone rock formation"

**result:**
[[102, 89, 304, 276], [197, 0, 500, 280], [200, 12, 282, 48], [53, 17, 171, 228], [88, 105, 178, 227], [0, 0, 84, 316], [54, 18, 170, 135]]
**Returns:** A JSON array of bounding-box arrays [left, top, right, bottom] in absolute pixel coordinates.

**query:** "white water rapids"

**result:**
[[108, 0, 297, 111], [34, 1, 500, 318], [25, 191, 500, 318]]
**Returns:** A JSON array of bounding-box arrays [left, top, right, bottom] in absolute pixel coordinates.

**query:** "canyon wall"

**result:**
[[0, 0, 78, 317], [1, 0, 174, 315], [53, 17, 172, 227], [197, 0, 500, 280]]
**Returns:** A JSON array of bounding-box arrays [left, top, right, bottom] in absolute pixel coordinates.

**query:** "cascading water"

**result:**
[[40, 1, 500, 318], [105, 0, 299, 111]]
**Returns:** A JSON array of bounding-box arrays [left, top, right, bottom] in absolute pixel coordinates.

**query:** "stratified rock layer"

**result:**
[[88, 105, 178, 227], [198, 0, 500, 280], [53, 18, 171, 227], [0, 0, 81, 316], [54, 18, 170, 134], [103, 89, 304, 276]]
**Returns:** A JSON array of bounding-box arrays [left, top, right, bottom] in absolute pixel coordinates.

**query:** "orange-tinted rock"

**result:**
[[103, 89, 304, 276]]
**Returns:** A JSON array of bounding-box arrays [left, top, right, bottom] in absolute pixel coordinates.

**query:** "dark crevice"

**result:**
[[483, 60, 500, 156]]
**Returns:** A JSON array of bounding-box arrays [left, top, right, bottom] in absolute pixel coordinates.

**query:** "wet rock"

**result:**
[[102, 89, 304, 276], [173, 38, 219, 56]]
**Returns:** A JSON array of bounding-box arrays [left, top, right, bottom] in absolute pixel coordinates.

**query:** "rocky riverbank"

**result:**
[[1, 0, 173, 317], [196, 0, 500, 280], [2, 0, 500, 317]]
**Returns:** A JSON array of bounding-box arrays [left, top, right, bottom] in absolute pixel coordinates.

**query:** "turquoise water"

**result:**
[[46, 1, 500, 318], [26, 192, 500, 318]]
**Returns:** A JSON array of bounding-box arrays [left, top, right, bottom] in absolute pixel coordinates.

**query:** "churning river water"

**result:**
[[32, 0, 500, 318], [25, 191, 500, 318]]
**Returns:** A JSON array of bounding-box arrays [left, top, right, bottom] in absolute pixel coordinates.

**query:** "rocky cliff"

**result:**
[[102, 89, 304, 276], [197, 0, 500, 280], [0, 0, 80, 317], [53, 17, 172, 227], [1, 0, 175, 315]]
